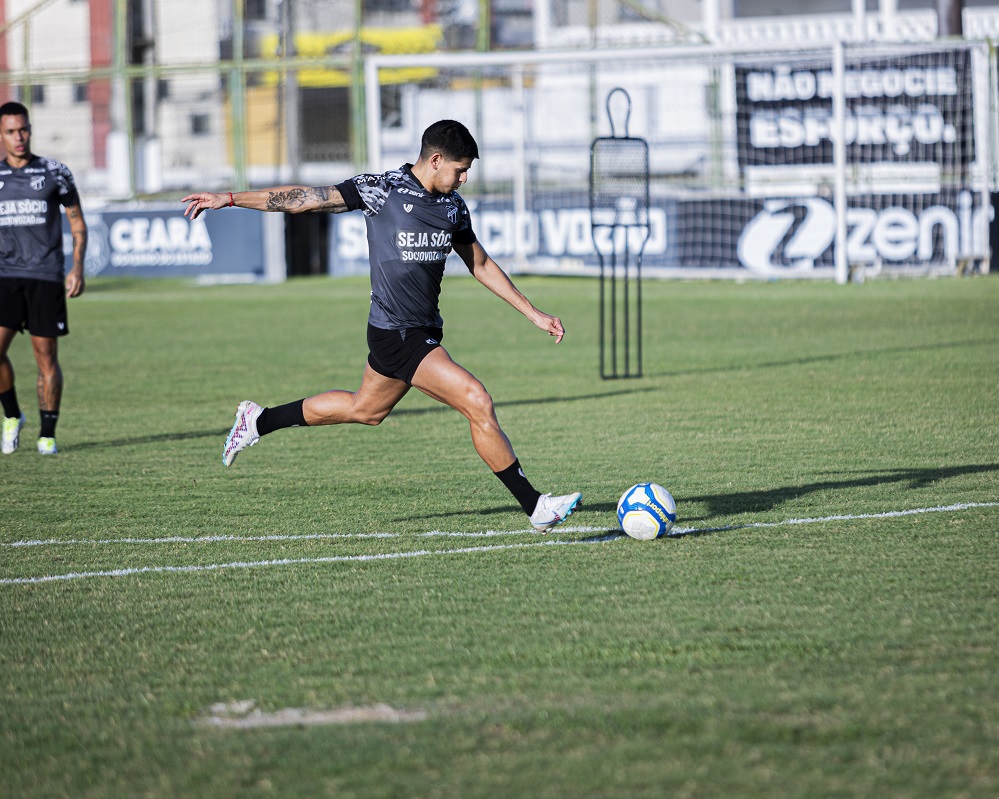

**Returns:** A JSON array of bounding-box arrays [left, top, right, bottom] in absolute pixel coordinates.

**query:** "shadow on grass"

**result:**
[[69, 385, 658, 451], [70, 428, 229, 451], [579, 463, 999, 521], [645, 338, 996, 379], [393, 385, 660, 417]]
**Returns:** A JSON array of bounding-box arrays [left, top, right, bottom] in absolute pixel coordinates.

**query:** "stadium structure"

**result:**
[[2, 0, 997, 281]]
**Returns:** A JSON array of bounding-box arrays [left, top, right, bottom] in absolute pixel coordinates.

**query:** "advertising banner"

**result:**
[[734, 49, 974, 171], [65, 206, 268, 280], [330, 191, 986, 279]]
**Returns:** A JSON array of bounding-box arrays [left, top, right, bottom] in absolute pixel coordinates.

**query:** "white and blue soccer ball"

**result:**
[[617, 482, 677, 540]]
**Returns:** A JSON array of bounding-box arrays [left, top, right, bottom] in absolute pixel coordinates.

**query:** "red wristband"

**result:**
[[228, 192, 234, 207]]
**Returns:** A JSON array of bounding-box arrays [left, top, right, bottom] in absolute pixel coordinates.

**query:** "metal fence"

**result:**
[[2, 1, 997, 279], [362, 41, 996, 280]]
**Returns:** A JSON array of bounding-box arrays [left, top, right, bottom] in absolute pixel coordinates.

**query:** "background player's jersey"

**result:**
[[0, 155, 81, 283], [337, 164, 476, 330]]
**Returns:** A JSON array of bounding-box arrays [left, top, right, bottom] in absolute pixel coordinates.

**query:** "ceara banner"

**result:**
[[65, 207, 266, 279]]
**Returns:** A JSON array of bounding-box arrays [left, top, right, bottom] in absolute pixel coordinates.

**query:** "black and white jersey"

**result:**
[[0, 155, 81, 283], [337, 164, 476, 330]]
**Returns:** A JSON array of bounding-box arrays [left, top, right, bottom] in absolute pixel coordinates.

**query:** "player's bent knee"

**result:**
[[463, 385, 496, 419]]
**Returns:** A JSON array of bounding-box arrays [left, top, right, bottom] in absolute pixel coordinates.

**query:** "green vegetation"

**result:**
[[2, 275, 997, 798]]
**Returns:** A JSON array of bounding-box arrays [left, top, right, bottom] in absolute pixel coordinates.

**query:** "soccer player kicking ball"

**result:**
[[182, 119, 581, 533]]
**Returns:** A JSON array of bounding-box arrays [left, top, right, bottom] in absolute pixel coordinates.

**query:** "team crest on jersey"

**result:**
[[447, 204, 458, 224], [404, 203, 413, 213], [31, 175, 45, 191]]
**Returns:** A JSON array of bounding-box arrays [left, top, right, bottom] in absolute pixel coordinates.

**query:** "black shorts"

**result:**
[[0, 277, 69, 338], [367, 323, 443, 385]]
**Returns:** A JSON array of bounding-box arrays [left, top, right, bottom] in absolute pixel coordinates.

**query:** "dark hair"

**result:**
[[0, 101, 29, 120], [420, 119, 478, 162]]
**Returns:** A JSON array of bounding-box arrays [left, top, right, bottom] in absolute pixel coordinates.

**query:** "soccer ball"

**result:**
[[617, 483, 677, 540]]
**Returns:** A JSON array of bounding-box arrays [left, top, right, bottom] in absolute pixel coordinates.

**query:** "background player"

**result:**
[[182, 119, 581, 532], [0, 101, 88, 456]]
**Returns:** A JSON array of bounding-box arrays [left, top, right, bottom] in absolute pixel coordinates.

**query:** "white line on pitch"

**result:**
[[668, 501, 999, 536], [2, 501, 996, 586], [0, 536, 622, 585], [5, 502, 996, 550], [3, 528, 583, 548]]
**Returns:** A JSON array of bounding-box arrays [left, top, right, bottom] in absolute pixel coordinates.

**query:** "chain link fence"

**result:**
[[362, 41, 996, 277], [1, 0, 438, 198], [1, 2, 996, 277]]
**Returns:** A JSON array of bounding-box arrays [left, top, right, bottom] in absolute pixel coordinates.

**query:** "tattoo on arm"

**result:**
[[265, 188, 308, 211], [73, 230, 88, 266], [265, 186, 348, 213]]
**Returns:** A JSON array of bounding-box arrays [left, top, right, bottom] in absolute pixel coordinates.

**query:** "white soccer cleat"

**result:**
[[36, 436, 58, 455], [2, 413, 26, 454], [223, 400, 263, 466], [530, 491, 583, 533]]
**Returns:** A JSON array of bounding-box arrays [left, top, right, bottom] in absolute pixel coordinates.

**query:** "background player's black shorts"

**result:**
[[0, 277, 69, 337], [367, 323, 443, 385]]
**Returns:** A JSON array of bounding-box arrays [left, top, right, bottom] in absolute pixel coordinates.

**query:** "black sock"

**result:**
[[256, 400, 307, 436], [40, 410, 59, 438], [0, 388, 20, 419], [494, 459, 542, 516]]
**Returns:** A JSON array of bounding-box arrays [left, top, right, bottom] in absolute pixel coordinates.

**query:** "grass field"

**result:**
[[1, 274, 997, 798]]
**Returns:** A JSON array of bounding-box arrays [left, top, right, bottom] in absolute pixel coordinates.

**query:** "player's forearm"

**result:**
[[71, 230, 87, 273], [67, 207, 87, 273], [474, 258, 536, 318], [67, 228, 87, 296], [233, 186, 347, 214]]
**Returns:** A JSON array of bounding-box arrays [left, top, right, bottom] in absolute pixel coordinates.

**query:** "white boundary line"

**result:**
[[2, 528, 566, 548], [0, 536, 620, 585], [668, 501, 999, 536], [2, 501, 996, 586]]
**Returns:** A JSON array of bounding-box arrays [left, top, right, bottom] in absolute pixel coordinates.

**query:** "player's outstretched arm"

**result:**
[[454, 240, 565, 344], [182, 185, 348, 219]]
